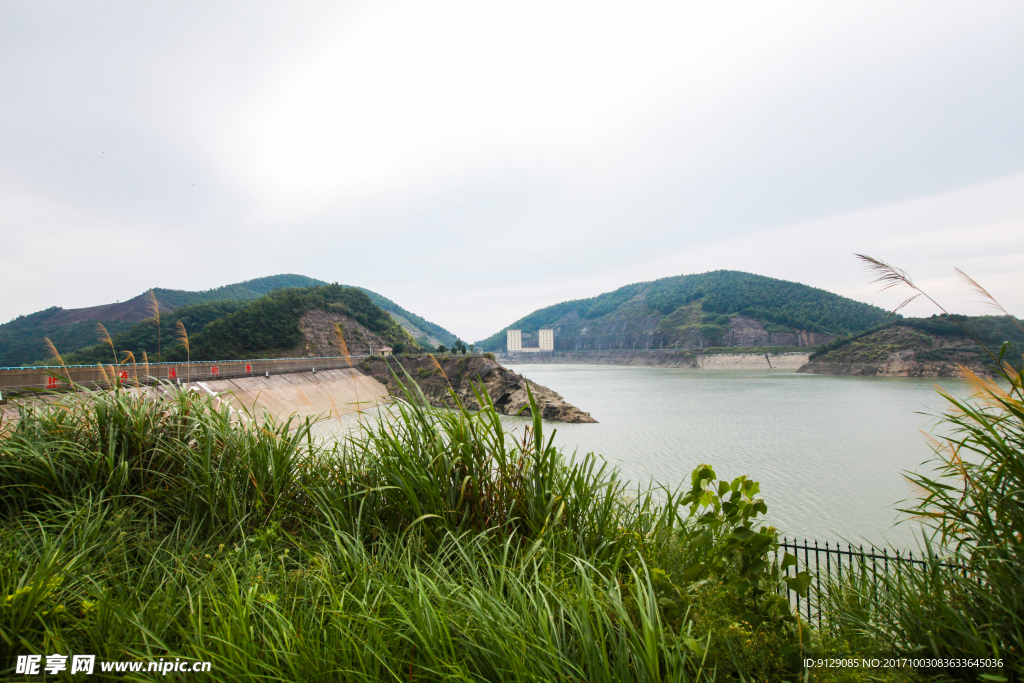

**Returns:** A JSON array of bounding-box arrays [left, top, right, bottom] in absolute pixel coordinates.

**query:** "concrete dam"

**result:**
[[0, 358, 390, 426], [0, 355, 594, 424]]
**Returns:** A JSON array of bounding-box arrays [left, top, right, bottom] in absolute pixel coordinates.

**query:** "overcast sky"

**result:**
[[2, 1, 1022, 342]]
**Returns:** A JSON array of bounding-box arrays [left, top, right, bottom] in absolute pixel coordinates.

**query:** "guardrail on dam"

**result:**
[[0, 356, 370, 393]]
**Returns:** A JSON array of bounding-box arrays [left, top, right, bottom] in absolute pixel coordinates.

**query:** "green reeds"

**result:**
[[0, 377, 765, 681]]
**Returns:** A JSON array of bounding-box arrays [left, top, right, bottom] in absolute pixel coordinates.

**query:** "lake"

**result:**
[[503, 364, 974, 549]]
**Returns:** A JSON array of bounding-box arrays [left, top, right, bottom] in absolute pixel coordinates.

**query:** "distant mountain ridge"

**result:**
[[62, 285, 421, 365], [475, 270, 893, 352], [1, 274, 458, 366]]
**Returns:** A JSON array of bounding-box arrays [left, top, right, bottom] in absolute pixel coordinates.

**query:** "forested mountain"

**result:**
[[2, 275, 458, 366], [62, 285, 420, 364], [476, 270, 893, 351], [0, 275, 322, 367]]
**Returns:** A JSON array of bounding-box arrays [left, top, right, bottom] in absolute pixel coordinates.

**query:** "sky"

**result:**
[[1, 1, 1022, 342]]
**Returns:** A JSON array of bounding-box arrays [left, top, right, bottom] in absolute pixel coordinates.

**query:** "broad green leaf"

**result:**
[[681, 563, 705, 583], [691, 465, 715, 485], [690, 532, 711, 549], [748, 559, 769, 574], [780, 552, 798, 570], [684, 637, 705, 657], [785, 570, 812, 597]]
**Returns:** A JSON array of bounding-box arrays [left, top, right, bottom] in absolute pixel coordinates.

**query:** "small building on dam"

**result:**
[[507, 329, 554, 353]]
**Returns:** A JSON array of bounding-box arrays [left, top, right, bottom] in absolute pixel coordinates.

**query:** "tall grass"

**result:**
[[0, 379, 801, 681], [821, 258, 1024, 680]]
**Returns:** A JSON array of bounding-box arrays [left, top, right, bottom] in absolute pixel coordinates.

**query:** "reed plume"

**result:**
[[43, 336, 73, 387], [147, 289, 161, 363], [854, 254, 924, 317], [956, 268, 1024, 338], [97, 363, 111, 386], [855, 254, 1002, 364], [333, 323, 364, 418], [428, 353, 454, 392], [96, 323, 119, 366], [334, 324, 352, 367], [176, 320, 190, 383], [141, 350, 150, 382]]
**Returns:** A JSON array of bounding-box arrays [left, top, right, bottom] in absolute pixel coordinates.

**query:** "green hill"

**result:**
[[1, 275, 458, 366], [475, 270, 893, 352], [807, 315, 1024, 366], [63, 285, 421, 364], [355, 289, 458, 350], [151, 274, 327, 308]]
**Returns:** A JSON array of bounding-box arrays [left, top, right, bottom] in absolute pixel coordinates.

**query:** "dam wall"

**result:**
[[0, 357, 363, 393], [499, 349, 810, 369], [180, 368, 388, 424], [1, 367, 389, 427]]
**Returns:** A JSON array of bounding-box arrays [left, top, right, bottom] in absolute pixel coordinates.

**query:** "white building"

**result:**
[[507, 329, 554, 353]]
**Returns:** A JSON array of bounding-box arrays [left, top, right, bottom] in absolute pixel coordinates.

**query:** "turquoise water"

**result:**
[[504, 364, 974, 549]]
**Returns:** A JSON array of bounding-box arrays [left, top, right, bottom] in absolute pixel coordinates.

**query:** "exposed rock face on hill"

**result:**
[[722, 316, 835, 347], [358, 355, 597, 423], [798, 326, 993, 377], [293, 310, 390, 358], [514, 313, 835, 353]]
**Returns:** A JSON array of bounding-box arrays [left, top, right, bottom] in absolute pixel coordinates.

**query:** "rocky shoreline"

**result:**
[[797, 351, 990, 377]]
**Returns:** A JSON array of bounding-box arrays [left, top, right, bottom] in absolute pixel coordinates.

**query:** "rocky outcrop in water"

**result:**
[[359, 355, 597, 423]]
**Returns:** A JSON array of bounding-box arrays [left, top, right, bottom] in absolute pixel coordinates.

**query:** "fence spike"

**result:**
[[814, 540, 822, 628]]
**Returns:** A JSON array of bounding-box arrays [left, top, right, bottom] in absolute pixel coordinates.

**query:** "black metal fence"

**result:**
[[774, 537, 964, 628]]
